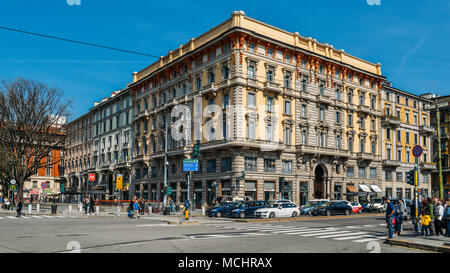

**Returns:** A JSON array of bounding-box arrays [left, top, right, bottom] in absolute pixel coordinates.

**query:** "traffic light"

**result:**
[[406, 169, 416, 185], [193, 140, 201, 158], [60, 183, 65, 193], [168, 187, 172, 195]]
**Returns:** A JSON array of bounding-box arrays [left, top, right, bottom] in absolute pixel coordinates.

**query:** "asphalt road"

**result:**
[[0, 213, 428, 253]]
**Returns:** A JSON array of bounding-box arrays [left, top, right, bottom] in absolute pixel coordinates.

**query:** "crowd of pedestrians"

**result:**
[[386, 196, 450, 239]]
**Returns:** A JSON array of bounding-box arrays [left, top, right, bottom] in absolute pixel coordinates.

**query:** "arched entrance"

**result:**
[[314, 164, 327, 199]]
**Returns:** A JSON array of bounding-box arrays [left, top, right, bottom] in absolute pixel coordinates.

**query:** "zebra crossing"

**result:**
[[0, 215, 81, 221], [204, 223, 389, 243]]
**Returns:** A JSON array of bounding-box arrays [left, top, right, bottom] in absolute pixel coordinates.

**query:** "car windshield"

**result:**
[[319, 202, 331, 208], [268, 204, 280, 208], [304, 201, 317, 207], [351, 202, 359, 206]]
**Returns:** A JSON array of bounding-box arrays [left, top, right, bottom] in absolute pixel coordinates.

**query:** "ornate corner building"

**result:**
[[128, 11, 389, 207]]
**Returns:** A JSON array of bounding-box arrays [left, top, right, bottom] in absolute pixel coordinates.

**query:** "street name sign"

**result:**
[[183, 159, 199, 172]]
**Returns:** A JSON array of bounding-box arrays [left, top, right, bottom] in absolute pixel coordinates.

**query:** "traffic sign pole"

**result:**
[[412, 145, 422, 233]]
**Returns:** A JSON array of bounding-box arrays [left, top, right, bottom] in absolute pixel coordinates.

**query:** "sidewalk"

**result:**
[[385, 230, 450, 253]]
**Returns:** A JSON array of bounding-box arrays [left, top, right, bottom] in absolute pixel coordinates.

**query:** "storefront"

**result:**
[[207, 181, 217, 205], [220, 180, 231, 198], [264, 181, 275, 201], [369, 184, 382, 199], [358, 184, 374, 203], [345, 184, 358, 201], [299, 182, 308, 206], [194, 182, 202, 208], [333, 183, 343, 200], [244, 181, 257, 200], [281, 181, 293, 201]]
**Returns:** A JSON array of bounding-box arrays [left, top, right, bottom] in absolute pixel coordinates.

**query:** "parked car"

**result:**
[[300, 200, 328, 215], [269, 199, 294, 204], [311, 201, 353, 216], [206, 202, 241, 217], [368, 198, 384, 213], [300, 199, 329, 209], [231, 200, 269, 218], [351, 202, 363, 213], [255, 203, 300, 218]]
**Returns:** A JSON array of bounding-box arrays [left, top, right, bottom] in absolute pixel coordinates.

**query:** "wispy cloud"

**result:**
[[393, 33, 427, 79]]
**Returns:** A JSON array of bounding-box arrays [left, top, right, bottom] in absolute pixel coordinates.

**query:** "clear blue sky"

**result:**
[[0, 0, 449, 121]]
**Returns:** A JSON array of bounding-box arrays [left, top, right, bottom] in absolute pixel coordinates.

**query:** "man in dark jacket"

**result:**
[[385, 198, 395, 239], [428, 197, 436, 236], [16, 198, 23, 217]]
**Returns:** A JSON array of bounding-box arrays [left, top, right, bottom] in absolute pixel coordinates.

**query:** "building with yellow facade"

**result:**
[[381, 82, 435, 200], [129, 11, 387, 207]]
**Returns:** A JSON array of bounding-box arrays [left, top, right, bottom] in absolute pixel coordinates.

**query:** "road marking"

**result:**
[[31, 216, 42, 218], [43, 216, 54, 218], [22, 216, 30, 219], [0, 217, 3, 219], [343, 226, 360, 229], [7, 216, 16, 219], [286, 228, 336, 235], [363, 225, 375, 227], [352, 235, 386, 243], [137, 224, 172, 227], [332, 233, 369, 240], [190, 232, 270, 239], [270, 228, 310, 234], [316, 232, 357, 238], [301, 230, 353, 237]]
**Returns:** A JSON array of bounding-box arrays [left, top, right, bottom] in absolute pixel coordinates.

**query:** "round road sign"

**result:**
[[412, 145, 423, 157], [10, 179, 16, 185], [41, 182, 48, 189]]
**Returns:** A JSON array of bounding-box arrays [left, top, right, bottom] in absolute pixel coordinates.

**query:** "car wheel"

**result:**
[[345, 210, 350, 216], [239, 212, 245, 219], [216, 212, 222, 218], [326, 211, 331, 216], [269, 212, 275, 218], [292, 211, 297, 217]]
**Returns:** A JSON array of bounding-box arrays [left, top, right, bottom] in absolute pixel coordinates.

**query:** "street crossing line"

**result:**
[[42, 216, 54, 218], [7, 216, 16, 219], [205, 223, 388, 244], [0, 217, 3, 219]]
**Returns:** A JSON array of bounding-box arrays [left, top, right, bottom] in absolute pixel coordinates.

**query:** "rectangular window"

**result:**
[[248, 93, 256, 107], [267, 97, 274, 112], [221, 157, 232, 172], [284, 100, 291, 115], [301, 105, 307, 118], [347, 166, 354, 178], [284, 127, 291, 145], [396, 172, 403, 182], [248, 63, 255, 79], [348, 114, 353, 126], [282, 160, 292, 174], [244, 157, 257, 171], [264, 159, 276, 172], [336, 112, 341, 124], [207, 159, 216, 173], [358, 167, 366, 178], [370, 167, 377, 179], [248, 121, 255, 139]]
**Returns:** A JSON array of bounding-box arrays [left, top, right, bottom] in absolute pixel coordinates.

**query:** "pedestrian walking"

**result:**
[[434, 201, 444, 236], [133, 200, 140, 218], [83, 196, 89, 214], [427, 197, 436, 236], [5, 198, 10, 210], [89, 197, 95, 215], [16, 198, 24, 218], [394, 199, 404, 236], [138, 197, 145, 215], [127, 199, 134, 218], [444, 200, 450, 237], [385, 197, 395, 239]]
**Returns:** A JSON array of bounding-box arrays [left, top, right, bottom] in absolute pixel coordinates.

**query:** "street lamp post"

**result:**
[[163, 120, 169, 214]]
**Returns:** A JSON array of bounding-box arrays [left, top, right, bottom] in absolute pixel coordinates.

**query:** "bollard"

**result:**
[[36, 204, 40, 214], [78, 203, 82, 213], [68, 205, 72, 215], [202, 205, 206, 216], [116, 206, 120, 216], [96, 206, 99, 215], [185, 209, 189, 221], [28, 204, 32, 214], [149, 206, 152, 214]]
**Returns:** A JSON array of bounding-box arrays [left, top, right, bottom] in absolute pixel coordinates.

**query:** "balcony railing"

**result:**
[[420, 162, 437, 170], [264, 81, 282, 94], [316, 94, 332, 105], [357, 152, 375, 161], [357, 105, 371, 115], [382, 159, 401, 167], [201, 83, 218, 97], [381, 115, 401, 127], [419, 125, 434, 135]]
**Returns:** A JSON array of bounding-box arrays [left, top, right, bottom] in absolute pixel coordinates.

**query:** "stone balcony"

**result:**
[[419, 125, 435, 135], [333, 99, 346, 108], [382, 159, 401, 167], [356, 152, 375, 162], [381, 115, 401, 127], [264, 81, 282, 94], [201, 83, 218, 97], [316, 94, 332, 105], [357, 105, 371, 115], [420, 162, 437, 171]]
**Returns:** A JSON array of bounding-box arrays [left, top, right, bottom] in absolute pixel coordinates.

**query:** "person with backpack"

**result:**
[[89, 196, 95, 215], [16, 198, 24, 218], [427, 197, 436, 236], [394, 200, 404, 236], [83, 195, 89, 214], [127, 199, 134, 218]]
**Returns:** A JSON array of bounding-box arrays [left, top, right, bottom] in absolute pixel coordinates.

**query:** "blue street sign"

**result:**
[[41, 182, 48, 189], [183, 159, 199, 172], [412, 145, 423, 158]]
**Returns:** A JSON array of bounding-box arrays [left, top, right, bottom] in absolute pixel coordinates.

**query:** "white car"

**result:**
[[269, 199, 294, 204], [255, 203, 299, 218]]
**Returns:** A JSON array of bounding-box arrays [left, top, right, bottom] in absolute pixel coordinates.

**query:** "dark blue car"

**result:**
[[206, 202, 241, 217], [231, 201, 269, 218]]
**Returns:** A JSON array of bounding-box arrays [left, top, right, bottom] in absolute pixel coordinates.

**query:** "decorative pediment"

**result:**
[[358, 132, 368, 138], [314, 122, 329, 132], [245, 112, 259, 120], [264, 115, 278, 124], [282, 118, 294, 126], [346, 129, 356, 136], [369, 134, 378, 140], [298, 121, 309, 128]]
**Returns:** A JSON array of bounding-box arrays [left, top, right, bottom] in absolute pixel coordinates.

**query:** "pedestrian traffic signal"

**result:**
[[60, 183, 65, 193], [193, 140, 201, 158], [406, 169, 416, 185], [168, 187, 172, 195], [162, 186, 168, 194]]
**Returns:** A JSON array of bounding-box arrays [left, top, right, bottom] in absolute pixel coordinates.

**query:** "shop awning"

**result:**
[[359, 184, 372, 193], [370, 185, 382, 193], [346, 185, 357, 193]]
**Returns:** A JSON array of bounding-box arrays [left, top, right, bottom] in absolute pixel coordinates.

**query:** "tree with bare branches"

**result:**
[[0, 78, 71, 200]]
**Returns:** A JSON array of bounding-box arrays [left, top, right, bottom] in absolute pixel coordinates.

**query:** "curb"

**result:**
[[234, 213, 385, 223], [167, 221, 200, 225], [385, 239, 450, 253]]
